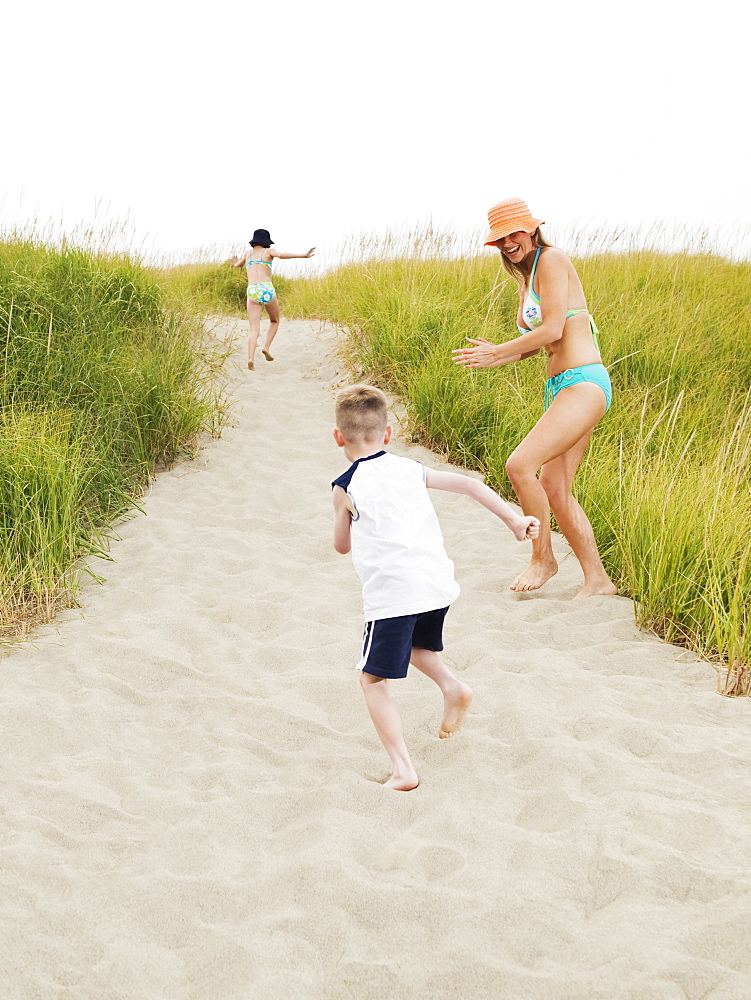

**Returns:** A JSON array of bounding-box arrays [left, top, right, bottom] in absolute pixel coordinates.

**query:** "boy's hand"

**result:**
[[514, 515, 540, 541]]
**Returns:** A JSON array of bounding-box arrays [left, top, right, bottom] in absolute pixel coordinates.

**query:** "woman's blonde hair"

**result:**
[[499, 229, 554, 289]]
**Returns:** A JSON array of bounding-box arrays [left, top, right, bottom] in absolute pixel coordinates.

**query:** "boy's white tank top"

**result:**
[[333, 451, 460, 621]]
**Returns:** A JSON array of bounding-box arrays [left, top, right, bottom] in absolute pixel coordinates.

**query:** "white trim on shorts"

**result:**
[[356, 621, 375, 672]]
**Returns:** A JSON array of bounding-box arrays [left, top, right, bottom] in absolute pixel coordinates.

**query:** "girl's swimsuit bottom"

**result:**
[[544, 362, 612, 411], [246, 282, 276, 304]]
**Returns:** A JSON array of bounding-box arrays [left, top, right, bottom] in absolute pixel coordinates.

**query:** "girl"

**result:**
[[230, 228, 315, 369]]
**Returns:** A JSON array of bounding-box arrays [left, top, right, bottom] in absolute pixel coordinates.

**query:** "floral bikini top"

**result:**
[[517, 247, 600, 350]]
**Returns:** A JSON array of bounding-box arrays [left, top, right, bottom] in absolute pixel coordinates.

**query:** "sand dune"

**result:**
[[1, 317, 750, 1000]]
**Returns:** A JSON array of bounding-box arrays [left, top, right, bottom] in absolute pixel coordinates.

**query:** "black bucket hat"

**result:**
[[249, 228, 274, 247]]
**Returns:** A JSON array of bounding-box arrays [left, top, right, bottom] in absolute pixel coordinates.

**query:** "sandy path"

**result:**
[[2, 318, 750, 1000]]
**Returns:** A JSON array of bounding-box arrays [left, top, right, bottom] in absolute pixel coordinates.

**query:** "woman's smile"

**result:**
[[498, 230, 535, 262]]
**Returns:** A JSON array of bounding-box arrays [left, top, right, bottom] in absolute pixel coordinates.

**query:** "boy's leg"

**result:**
[[360, 673, 419, 791], [410, 647, 473, 739]]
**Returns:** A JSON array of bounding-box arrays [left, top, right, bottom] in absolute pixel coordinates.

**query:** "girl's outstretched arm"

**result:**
[[424, 468, 539, 541], [230, 254, 249, 268], [269, 247, 316, 260]]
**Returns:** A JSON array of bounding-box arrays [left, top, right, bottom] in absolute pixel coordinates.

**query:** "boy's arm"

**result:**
[[332, 485, 353, 554], [424, 468, 540, 541]]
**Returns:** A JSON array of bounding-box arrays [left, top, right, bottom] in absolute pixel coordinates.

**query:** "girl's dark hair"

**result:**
[[499, 228, 553, 288], [249, 242, 270, 248]]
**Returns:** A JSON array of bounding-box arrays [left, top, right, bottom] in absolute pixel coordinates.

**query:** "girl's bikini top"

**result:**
[[517, 247, 599, 350], [246, 254, 272, 270]]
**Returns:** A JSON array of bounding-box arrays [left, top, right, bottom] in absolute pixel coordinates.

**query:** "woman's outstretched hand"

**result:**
[[304, 247, 316, 258], [452, 337, 507, 368]]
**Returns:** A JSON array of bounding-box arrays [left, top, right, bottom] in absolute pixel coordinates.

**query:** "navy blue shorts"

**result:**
[[357, 607, 450, 679]]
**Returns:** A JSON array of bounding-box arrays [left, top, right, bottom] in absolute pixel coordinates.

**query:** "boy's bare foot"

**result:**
[[575, 579, 618, 598], [247, 360, 254, 370], [385, 767, 419, 791], [439, 681, 473, 738], [262, 349, 274, 362], [509, 557, 558, 592]]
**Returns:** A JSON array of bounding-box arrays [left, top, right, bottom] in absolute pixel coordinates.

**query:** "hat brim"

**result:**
[[484, 219, 544, 246]]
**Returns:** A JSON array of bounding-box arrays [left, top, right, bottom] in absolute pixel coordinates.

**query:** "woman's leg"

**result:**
[[539, 432, 617, 598], [261, 296, 280, 361], [360, 673, 419, 790], [409, 647, 473, 738], [246, 299, 262, 368], [505, 382, 608, 592]]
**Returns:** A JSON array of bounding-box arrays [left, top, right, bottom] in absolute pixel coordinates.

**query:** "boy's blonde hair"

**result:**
[[335, 384, 389, 441]]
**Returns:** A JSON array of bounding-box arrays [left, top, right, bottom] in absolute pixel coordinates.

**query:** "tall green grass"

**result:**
[[280, 235, 751, 692], [159, 259, 293, 316], [0, 236, 225, 637]]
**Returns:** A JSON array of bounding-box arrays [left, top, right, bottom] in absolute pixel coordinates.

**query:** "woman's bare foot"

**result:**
[[247, 360, 254, 370], [575, 578, 618, 598], [262, 348, 274, 362], [509, 557, 558, 592], [385, 767, 419, 791], [439, 681, 473, 738]]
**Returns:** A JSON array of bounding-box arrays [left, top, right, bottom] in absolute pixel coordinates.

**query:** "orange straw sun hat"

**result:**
[[484, 197, 545, 246]]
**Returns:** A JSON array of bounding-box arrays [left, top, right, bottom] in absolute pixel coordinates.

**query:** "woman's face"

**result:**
[[494, 230, 535, 263]]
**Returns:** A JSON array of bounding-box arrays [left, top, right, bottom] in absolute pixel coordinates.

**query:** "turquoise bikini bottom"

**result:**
[[544, 363, 612, 412]]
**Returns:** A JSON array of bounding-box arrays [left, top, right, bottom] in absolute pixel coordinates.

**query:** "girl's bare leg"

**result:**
[[410, 647, 472, 738], [246, 299, 262, 368], [540, 439, 617, 598], [261, 297, 280, 361], [505, 383, 609, 593], [360, 673, 419, 790]]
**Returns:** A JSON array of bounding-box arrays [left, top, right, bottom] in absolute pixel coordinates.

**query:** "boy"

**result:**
[[332, 385, 539, 791]]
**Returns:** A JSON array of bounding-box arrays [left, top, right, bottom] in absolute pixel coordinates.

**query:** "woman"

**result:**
[[453, 198, 616, 597], [230, 228, 315, 370]]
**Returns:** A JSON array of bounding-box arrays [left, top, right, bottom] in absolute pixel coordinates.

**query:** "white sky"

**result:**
[[3, 0, 749, 272]]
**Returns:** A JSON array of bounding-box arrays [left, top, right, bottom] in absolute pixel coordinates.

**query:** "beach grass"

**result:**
[[278, 231, 751, 689], [0, 235, 225, 638], [159, 259, 293, 316]]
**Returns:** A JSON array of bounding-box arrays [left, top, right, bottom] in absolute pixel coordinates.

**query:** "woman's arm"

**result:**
[[229, 254, 249, 268], [453, 249, 569, 368], [452, 336, 542, 368], [269, 247, 316, 260], [457, 336, 541, 367]]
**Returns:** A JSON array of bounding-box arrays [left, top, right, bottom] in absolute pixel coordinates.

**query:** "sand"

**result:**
[[1, 317, 750, 1000]]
